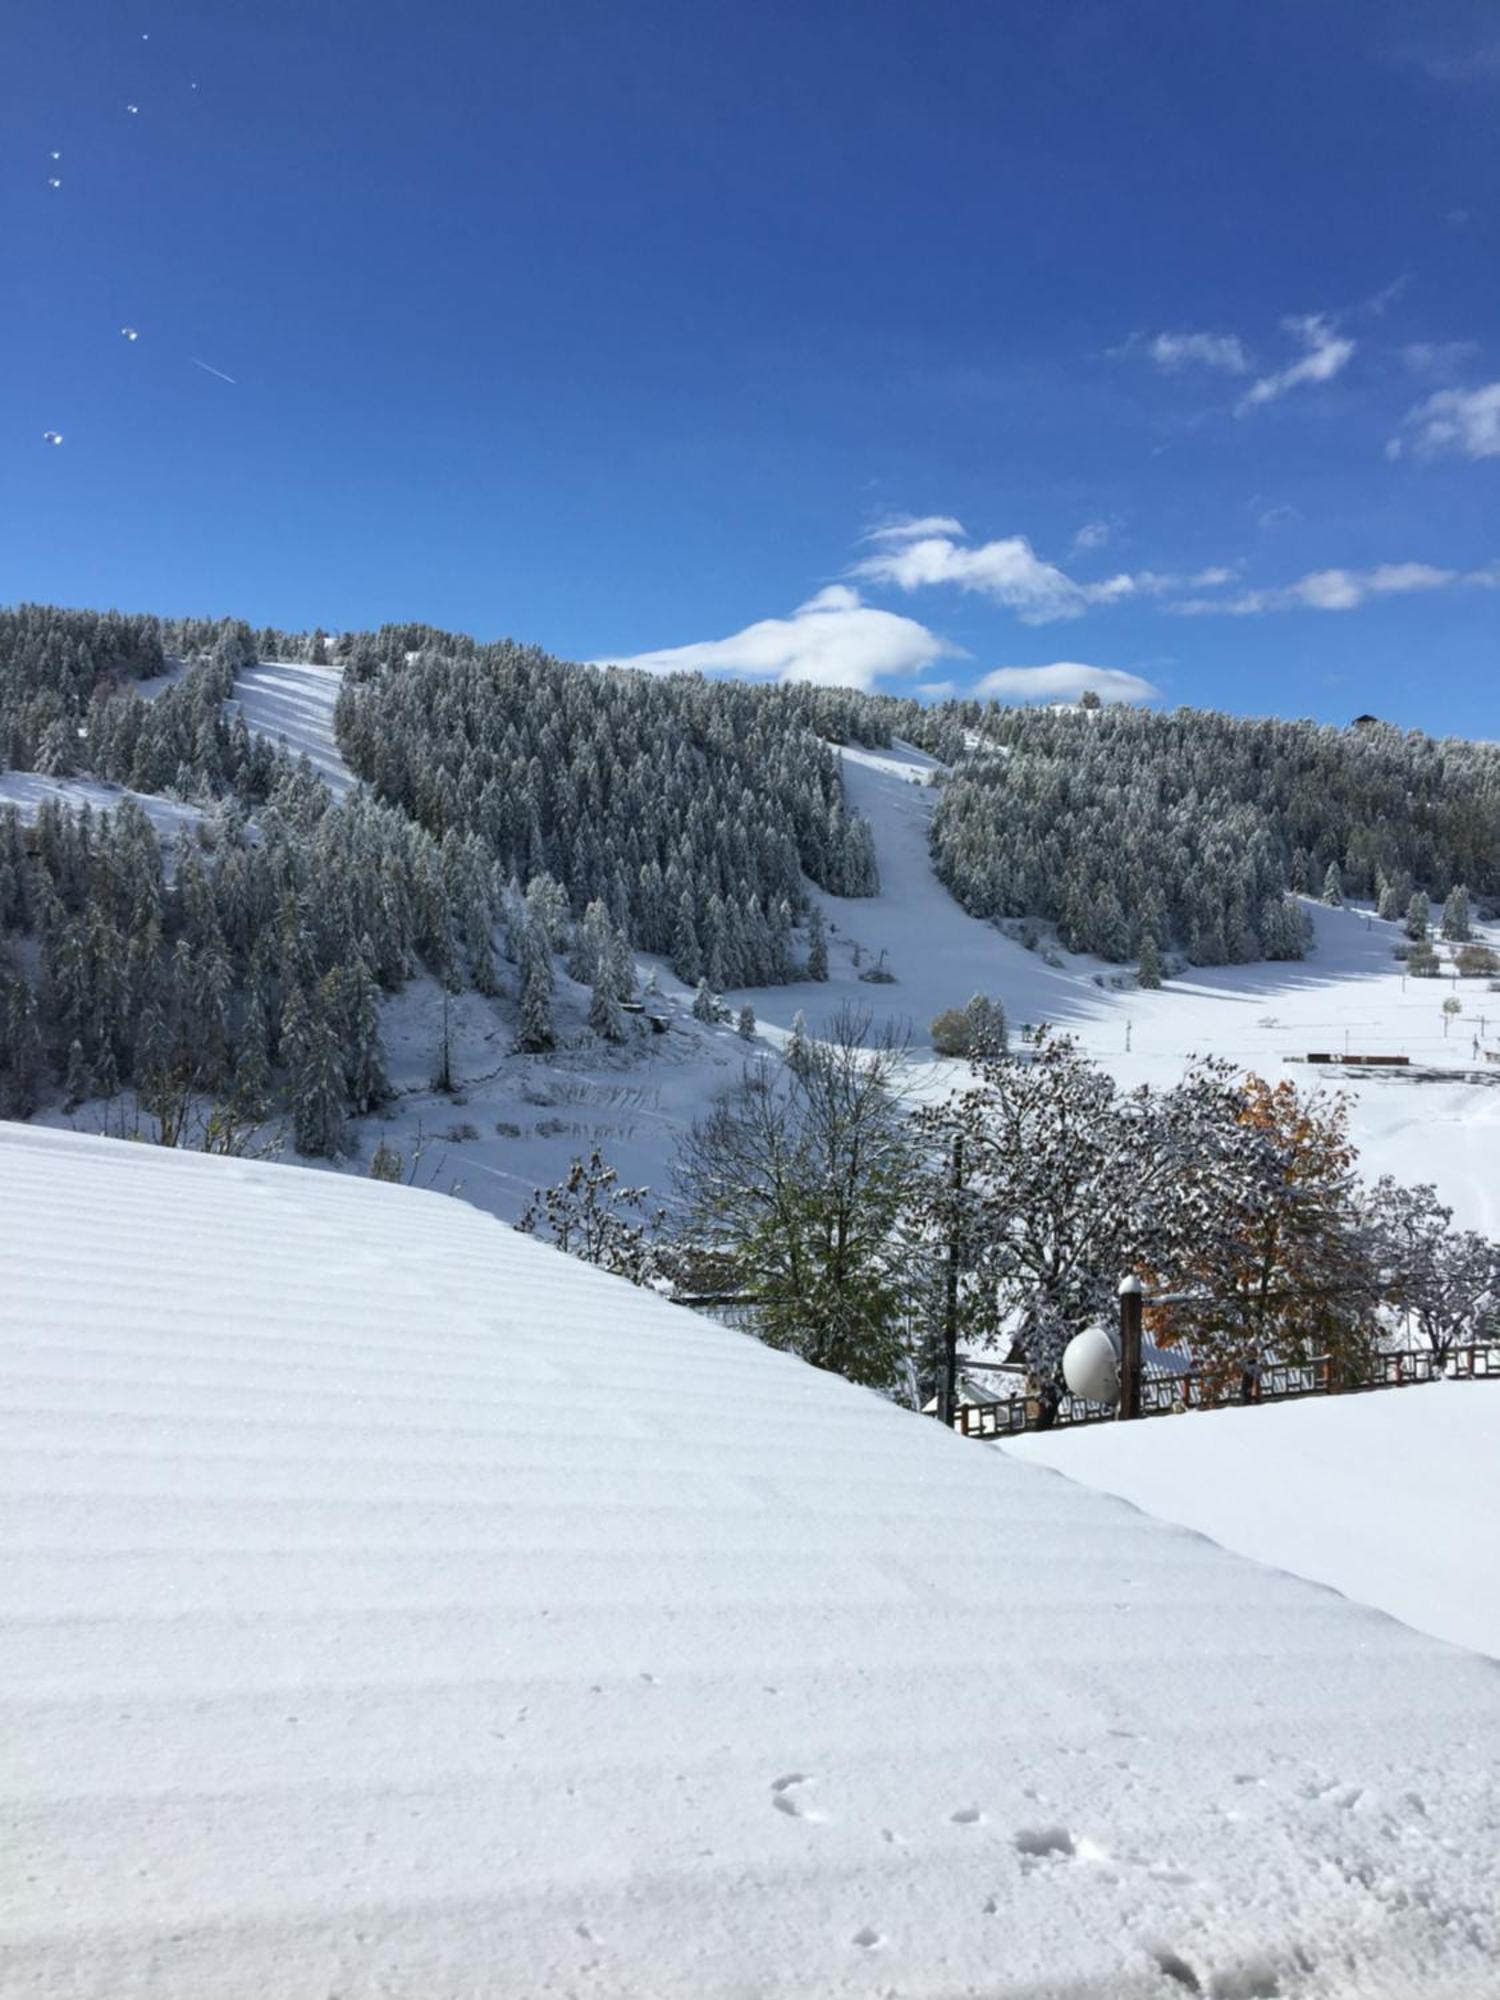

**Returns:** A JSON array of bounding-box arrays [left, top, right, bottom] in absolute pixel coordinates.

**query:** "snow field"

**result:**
[[2, 1122, 1500, 1997], [1008, 1381, 1500, 1657]]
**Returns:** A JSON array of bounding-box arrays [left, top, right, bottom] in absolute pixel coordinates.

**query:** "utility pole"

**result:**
[[938, 1134, 964, 1427], [1117, 1276, 1143, 1422]]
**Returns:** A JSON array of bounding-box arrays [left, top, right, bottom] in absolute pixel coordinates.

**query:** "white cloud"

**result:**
[[863, 514, 967, 544], [589, 585, 956, 692], [1145, 331, 1250, 375], [973, 663, 1161, 706], [1237, 314, 1355, 414], [1388, 381, 1500, 460], [1170, 560, 1481, 616], [1401, 341, 1481, 380], [853, 529, 1137, 624], [854, 523, 1237, 623], [1071, 519, 1111, 552]]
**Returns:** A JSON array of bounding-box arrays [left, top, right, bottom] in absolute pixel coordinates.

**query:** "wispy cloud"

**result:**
[[1236, 314, 1355, 414], [1071, 520, 1112, 552], [1171, 560, 1498, 616], [1392, 37, 1500, 86], [1401, 341, 1482, 380], [590, 585, 956, 692], [973, 663, 1160, 706], [1387, 381, 1500, 460], [1142, 331, 1250, 375], [862, 514, 967, 544]]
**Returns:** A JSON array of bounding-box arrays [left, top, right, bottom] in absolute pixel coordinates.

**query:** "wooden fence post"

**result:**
[[1118, 1276, 1143, 1421]]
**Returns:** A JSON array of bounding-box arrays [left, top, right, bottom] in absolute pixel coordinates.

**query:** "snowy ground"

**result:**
[[4, 1120, 1499, 1999], [1008, 1383, 1500, 1658], [0, 769, 206, 842]]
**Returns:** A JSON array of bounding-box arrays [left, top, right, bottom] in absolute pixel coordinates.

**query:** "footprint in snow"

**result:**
[[1014, 1824, 1076, 1863], [770, 1773, 827, 1822]]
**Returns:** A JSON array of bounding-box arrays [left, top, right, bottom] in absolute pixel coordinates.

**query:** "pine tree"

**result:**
[[62, 1037, 91, 1109], [1441, 885, 1471, 941], [1322, 861, 1344, 907], [344, 951, 390, 1112], [786, 1008, 810, 1076], [737, 1002, 757, 1040], [807, 904, 829, 981], [1406, 891, 1431, 941], [3, 981, 46, 1118], [1138, 933, 1163, 989], [518, 916, 555, 1053], [692, 978, 719, 1024], [291, 983, 347, 1158], [589, 974, 625, 1042]]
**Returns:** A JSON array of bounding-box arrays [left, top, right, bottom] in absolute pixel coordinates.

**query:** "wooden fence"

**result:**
[[954, 1341, 1500, 1440]]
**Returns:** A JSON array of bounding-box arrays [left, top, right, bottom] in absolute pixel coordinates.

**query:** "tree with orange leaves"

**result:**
[[1149, 1067, 1382, 1395]]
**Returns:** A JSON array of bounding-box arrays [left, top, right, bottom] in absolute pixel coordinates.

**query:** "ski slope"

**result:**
[[3, 1121, 1499, 1999], [740, 741, 1500, 1234], [230, 659, 354, 796], [1008, 1383, 1500, 1657]]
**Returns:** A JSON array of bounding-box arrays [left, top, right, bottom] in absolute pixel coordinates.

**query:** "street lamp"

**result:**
[[1061, 1276, 1144, 1419]]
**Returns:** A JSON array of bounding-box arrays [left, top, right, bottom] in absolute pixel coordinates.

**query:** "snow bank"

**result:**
[[3, 1123, 1499, 1998], [1007, 1382, 1500, 1657]]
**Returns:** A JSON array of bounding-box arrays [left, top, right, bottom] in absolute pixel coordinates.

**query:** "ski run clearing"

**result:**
[[3, 1121, 1499, 2000]]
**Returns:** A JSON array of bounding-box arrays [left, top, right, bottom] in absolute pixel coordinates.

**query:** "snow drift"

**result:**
[[1007, 1381, 1500, 1658], [2, 1122, 1498, 1998]]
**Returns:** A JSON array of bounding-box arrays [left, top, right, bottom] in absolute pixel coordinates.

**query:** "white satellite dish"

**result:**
[[1062, 1325, 1119, 1404]]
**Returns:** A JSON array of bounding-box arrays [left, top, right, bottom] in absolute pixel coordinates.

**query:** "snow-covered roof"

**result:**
[[3, 1122, 1499, 1997], [1009, 1379, 1500, 1657]]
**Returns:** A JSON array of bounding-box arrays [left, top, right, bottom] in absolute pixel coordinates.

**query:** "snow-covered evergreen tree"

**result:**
[[517, 915, 555, 1053], [807, 905, 829, 982], [1441, 885, 1471, 941]]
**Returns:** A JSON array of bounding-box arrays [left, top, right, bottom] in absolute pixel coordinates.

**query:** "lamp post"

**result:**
[[1060, 1276, 1145, 1421], [1117, 1276, 1144, 1421]]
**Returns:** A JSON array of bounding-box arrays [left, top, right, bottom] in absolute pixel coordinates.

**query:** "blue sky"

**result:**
[[4, 0, 1497, 733]]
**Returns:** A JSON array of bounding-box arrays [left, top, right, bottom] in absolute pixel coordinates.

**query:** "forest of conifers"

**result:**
[[1, 602, 1496, 1138]]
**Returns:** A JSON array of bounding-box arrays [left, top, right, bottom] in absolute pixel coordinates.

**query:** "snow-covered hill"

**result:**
[[1008, 1383, 1500, 1657], [3, 1121, 1499, 1998], [27, 655, 1488, 1236]]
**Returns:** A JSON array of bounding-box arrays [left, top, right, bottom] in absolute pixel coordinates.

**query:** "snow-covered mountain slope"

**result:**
[[3, 1123, 1499, 1999], [1008, 1384, 1500, 1657], [744, 743, 1500, 1233], [0, 768, 206, 840], [230, 658, 354, 796], [217, 670, 1500, 1232]]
